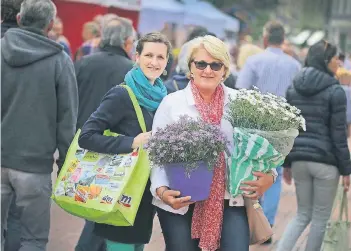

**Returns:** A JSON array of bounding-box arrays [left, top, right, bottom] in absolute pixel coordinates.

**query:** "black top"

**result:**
[[79, 86, 155, 243], [285, 67, 351, 175], [75, 45, 134, 129]]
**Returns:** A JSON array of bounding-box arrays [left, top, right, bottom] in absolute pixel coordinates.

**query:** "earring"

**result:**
[[163, 70, 167, 76]]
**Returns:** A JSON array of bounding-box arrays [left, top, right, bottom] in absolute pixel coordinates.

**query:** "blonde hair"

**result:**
[[237, 44, 263, 70], [186, 35, 231, 80], [83, 21, 100, 37], [336, 68, 351, 85]]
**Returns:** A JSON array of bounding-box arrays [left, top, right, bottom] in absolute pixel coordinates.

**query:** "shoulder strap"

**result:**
[[121, 85, 147, 133]]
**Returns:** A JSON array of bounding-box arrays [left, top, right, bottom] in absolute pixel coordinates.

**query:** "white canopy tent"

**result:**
[[183, 1, 240, 37], [138, 0, 185, 34], [138, 0, 239, 37]]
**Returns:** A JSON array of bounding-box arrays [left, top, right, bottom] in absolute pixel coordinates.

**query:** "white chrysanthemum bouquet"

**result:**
[[226, 87, 305, 196]]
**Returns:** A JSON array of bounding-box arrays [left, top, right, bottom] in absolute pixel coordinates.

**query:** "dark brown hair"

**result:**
[[136, 32, 172, 57], [263, 20, 285, 45], [305, 40, 338, 76]]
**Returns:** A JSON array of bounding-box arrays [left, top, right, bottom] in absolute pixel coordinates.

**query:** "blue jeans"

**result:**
[[75, 220, 105, 251], [261, 167, 282, 225], [157, 203, 249, 251]]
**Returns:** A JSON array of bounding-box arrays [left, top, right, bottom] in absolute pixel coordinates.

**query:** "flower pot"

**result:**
[[164, 162, 213, 202]]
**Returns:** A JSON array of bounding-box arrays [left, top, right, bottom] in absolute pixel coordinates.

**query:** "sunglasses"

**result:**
[[193, 60, 224, 71]]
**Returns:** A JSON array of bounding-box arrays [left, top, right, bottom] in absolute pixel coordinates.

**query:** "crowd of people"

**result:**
[[2, 0, 351, 251]]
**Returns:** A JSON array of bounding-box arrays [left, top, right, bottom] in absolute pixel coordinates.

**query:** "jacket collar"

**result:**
[[100, 45, 130, 59], [184, 81, 231, 106], [266, 47, 284, 55]]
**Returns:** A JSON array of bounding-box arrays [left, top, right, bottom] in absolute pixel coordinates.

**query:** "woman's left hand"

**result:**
[[240, 171, 274, 200]]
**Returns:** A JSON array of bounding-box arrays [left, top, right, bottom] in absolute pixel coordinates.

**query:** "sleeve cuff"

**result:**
[[118, 136, 134, 153], [150, 166, 170, 200]]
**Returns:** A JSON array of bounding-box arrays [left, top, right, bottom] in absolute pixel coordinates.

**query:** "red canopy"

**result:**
[[53, 0, 139, 57]]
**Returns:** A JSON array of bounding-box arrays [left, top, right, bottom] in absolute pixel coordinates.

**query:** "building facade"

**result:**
[[327, 0, 351, 52]]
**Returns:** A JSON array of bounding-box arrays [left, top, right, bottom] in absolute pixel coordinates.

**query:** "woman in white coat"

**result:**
[[150, 35, 276, 251]]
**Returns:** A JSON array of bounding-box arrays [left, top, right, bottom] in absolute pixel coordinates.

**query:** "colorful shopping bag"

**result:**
[[52, 85, 150, 226], [321, 187, 350, 251]]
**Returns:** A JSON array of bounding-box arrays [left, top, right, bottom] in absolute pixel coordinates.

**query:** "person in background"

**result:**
[[164, 41, 191, 94], [78, 32, 171, 251], [74, 17, 135, 251], [277, 40, 351, 251], [1, 1, 78, 250], [236, 20, 301, 244], [236, 43, 263, 71], [282, 39, 299, 60], [151, 35, 276, 251], [336, 67, 351, 140], [52, 16, 71, 57], [93, 14, 103, 26], [75, 21, 101, 61], [1, 0, 23, 37], [339, 52, 351, 71], [229, 45, 239, 76], [1, 2, 25, 250]]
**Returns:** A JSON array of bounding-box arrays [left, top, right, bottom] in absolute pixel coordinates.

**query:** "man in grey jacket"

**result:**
[[1, 0, 78, 250]]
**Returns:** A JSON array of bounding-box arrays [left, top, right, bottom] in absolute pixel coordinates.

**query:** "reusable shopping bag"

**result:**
[[321, 187, 350, 251], [52, 85, 150, 226]]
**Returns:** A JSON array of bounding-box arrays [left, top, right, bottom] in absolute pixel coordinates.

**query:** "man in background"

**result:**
[[52, 17, 72, 56], [1, 0, 23, 37], [1, 0, 78, 250], [236, 20, 301, 244]]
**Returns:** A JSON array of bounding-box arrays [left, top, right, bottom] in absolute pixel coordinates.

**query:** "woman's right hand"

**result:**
[[132, 132, 151, 149], [156, 187, 194, 210], [342, 175, 350, 192]]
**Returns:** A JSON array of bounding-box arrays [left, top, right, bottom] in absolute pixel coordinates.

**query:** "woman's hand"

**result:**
[[156, 186, 194, 210], [343, 176, 350, 192], [132, 132, 151, 149], [283, 168, 293, 185], [240, 171, 274, 200]]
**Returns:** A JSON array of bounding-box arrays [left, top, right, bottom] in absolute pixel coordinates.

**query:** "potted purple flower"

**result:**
[[146, 115, 227, 201]]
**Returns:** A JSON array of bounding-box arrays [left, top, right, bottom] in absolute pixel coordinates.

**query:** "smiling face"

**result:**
[[136, 42, 168, 83], [190, 46, 226, 92]]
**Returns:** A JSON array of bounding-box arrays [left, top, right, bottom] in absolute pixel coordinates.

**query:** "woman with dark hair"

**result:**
[[277, 40, 351, 251], [79, 32, 171, 251]]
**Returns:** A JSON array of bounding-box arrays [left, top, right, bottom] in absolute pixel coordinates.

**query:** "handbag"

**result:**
[[244, 197, 274, 245], [52, 85, 150, 227], [321, 187, 350, 251]]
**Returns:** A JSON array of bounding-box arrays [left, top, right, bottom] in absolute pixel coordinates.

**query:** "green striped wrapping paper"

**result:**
[[227, 127, 298, 197]]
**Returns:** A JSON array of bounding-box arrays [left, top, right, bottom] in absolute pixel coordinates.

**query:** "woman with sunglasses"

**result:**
[[277, 41, 351, 251], [150, 35, 275, 251]]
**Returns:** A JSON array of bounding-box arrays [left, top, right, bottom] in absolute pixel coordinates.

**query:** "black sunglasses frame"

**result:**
[[192, 60, 224, 71]]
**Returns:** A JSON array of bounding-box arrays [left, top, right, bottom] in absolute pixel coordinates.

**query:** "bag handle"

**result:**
[[338, 190, 349, 221], [121, 85, 147, 133], [172, 80, 179, 91]]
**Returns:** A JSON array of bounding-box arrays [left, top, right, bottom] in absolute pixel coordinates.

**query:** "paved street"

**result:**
[[48, 165, 351, 251]]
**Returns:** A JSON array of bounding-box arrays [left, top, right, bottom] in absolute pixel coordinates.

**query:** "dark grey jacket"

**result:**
[[79, 86, 155, 243], [75, 45, 133, 129], [1, 28, 78, 173], [285, 67, 351, 175]]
